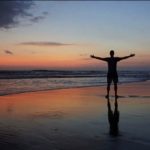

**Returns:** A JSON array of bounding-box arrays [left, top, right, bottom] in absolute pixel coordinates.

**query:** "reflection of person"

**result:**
[[91, 50, 135, 97], [107, 97, 119, 136]]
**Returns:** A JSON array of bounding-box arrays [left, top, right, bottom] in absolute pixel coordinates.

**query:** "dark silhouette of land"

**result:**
[[90, 50, 135, 97], [107, 96, 119, 136]]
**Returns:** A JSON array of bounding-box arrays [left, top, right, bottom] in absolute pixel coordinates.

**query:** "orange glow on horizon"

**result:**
[[0, 54, 150, 70], [0, 44, 150, 70]]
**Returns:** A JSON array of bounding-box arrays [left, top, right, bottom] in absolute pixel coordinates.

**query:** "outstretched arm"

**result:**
[[119, 54, 135, 61], [90, 55, 107, 61]]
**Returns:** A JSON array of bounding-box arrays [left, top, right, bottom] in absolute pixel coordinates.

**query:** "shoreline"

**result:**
[[1, 79, 150, 97]]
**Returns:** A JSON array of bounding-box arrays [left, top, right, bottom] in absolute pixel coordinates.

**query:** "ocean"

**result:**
[[0, 70, 149, 96]]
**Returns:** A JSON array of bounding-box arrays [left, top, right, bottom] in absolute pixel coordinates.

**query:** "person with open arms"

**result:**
[[90, 50, 135, 98]]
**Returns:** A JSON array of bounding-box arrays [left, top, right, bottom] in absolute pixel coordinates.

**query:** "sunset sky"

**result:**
[[0, 1, 150, 70]]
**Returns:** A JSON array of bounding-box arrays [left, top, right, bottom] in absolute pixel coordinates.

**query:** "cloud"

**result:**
[[30, 16, 45, 23], [4, 50, 13, 55], [80, 53, 91, 60], [0, 1, 33, 29], [80, 53, 88, 57], [29, 11, 48, 23], [0, 2, 48, 29], [19, 41, 72, 46], [81, 58, 91, 61], [42, 12, 48, 16]]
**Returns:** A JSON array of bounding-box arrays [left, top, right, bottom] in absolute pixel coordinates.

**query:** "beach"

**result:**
[[0, 81, 150, 150]]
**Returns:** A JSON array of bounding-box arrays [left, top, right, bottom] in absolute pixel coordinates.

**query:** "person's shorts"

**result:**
[[107, 73, 118, 84]]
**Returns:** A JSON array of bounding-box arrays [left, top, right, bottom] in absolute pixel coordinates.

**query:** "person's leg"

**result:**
[[113, 76, 118, 97], [114, 82, 118, 97], [106, 77, 111, 98], [107, 82, 110, 98]]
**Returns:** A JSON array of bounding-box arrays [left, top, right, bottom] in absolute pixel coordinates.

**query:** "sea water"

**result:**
[[0, 70, 149, 95]]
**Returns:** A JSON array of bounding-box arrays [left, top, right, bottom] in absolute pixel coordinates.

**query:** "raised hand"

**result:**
[[130, 54, 135, 57], [90, 55, 95, 58]]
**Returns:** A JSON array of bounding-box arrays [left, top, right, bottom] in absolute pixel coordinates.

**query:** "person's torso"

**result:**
[[107, 57, 118, 75]]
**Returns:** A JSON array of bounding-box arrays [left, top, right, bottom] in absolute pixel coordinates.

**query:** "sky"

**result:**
[[0, 1, 150, 70]]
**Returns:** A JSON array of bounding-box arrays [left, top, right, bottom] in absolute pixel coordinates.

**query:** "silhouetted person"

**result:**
[[91, 50, 135, 97], [107, 96, 119, 136]]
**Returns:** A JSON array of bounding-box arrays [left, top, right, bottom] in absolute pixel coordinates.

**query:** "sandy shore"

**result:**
[[0, 81, 150, 150]]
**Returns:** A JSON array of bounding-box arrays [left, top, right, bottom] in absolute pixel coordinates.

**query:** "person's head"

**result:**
[[110, 50, 114, 57]]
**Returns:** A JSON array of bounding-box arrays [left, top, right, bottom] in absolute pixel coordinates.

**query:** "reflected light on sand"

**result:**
[[0, 87, 106, 119]]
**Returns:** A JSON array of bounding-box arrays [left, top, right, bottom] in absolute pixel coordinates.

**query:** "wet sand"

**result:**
[[0, 81, 150, 150]]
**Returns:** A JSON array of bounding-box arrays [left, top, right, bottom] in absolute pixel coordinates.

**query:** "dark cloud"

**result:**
[[4, 50, 13, 55], [0, 1, 34, 29], [0, 2, 48, 29], [19, 41, 72, 46], [42, 11, 48, 15], [30, 15, 45, 23], [29, 10, 48, 23]]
